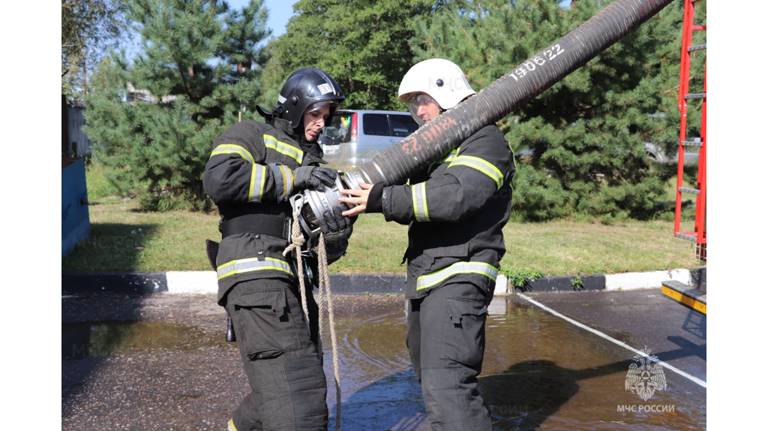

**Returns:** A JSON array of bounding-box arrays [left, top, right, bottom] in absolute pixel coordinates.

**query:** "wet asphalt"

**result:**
[[62, 288, 705, 430], [521, 289, 706, 383]]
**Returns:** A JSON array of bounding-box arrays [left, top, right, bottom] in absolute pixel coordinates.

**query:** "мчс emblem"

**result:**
[[625, 347, 667, 401]]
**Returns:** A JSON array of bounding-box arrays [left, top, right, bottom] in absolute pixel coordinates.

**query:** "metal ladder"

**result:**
[[673, 0, 706, 262]]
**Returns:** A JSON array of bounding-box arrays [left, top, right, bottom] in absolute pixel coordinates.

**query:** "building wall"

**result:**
[[63, 103, 92, 158], [62, 159, 90, 256]]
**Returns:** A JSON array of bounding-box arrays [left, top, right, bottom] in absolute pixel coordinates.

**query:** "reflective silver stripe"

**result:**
[[449, 155, 504, 189], [263, 134, 304, 164], [270, 164, 283, 199], [416, 261, 498, 292], [249, 164, 267, 202], [217, 257, 293, 280], [411, 182, 429, 222], [269, 164, 294, 201], [282, 165, 294, 197]]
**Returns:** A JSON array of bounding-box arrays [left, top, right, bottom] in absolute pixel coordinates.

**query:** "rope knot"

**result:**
[[282, 216, 306, 257]]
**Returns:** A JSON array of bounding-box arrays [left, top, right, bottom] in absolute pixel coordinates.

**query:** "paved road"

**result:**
[[62, 289, 705, 430], [520, 288, 706, 384]]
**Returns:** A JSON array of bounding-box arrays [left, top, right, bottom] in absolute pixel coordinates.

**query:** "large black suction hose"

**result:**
[[344, 0, 673, 187]]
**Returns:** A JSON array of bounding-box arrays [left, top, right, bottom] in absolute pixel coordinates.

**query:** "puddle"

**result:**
[[322, 296, 705, 430], [62, 321, 223, 359], [62, 295, 705, 430]]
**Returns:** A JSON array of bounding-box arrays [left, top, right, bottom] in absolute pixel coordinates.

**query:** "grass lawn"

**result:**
[[63, 195, 700, 276], [500, 219, 700, 276]]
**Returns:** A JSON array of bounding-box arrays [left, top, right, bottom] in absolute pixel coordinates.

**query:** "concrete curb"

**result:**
[[62, 267, 705, 296], [62, 272, 408, 295], [604, 268, 692, 291], [62, 272, 168, 295], [512, 267, 705, 294]]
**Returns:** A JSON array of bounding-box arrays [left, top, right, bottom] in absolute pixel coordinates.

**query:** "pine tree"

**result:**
[[259, 0, 434, 110], [84, 0, 271, 210], [413, 0, 689, 221]]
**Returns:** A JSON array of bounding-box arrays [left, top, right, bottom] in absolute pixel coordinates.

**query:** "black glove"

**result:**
[[294, 166, 337, 191], [322, 204, 351, 233]]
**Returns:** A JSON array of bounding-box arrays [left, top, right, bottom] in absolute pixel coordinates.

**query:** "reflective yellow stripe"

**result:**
[[210, 144, 254, 164], [210, 144, 265, 201], [228, 419, 238, 431], [263, 134, 304, 164], [411, 182, 429, 222], [449, 155, 504, 189], [443, 148, 460, 164], [416, 261, 498, 292], [217, 257, 293, 280], [661, 286, 707, 314]]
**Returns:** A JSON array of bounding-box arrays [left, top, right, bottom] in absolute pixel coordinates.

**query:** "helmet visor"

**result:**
[[407, 93, 438, 126], [306, 101, 334, 117]]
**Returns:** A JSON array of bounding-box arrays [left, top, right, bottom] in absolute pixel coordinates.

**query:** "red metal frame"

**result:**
[[673, 0, 706, 261]]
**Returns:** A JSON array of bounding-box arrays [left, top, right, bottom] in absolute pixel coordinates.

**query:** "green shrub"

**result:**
[[500, 267, 543, 290]]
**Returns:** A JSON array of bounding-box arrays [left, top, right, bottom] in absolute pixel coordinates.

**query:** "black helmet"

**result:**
[[264, 67, 344, 136]]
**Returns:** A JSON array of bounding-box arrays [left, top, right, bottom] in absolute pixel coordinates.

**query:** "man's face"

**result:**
[[303, 102, 332, 142], [407, 93, 441, 125]]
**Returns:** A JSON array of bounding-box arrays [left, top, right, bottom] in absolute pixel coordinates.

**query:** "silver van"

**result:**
[[319, 109, 419, 169]]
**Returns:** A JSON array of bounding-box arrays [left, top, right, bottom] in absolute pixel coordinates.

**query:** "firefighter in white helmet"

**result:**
[[340, 58, 515, 430], [397, 58, 477, 125]]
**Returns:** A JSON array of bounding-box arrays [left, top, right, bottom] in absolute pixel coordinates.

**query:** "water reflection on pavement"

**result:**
[[62, 293, 705, 430]]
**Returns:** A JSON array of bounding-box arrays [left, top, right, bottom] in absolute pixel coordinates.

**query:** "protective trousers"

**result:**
[[407, 281, 493, 431], [225, 278, 327, 431]]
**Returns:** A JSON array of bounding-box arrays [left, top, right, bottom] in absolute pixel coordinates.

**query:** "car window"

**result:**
[[328, 112, 353, 143], [388, 114, 418, 137], [362, 114, 390, 136]]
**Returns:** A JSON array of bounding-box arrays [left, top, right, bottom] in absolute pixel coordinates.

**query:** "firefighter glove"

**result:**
[[294, 166, 337, 191]]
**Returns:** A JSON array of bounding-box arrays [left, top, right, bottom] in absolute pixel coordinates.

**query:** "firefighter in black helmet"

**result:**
[[340, 59, 515, 430], [203, 67, 344, 431]]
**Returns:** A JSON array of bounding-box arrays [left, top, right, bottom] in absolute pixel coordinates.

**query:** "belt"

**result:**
[[221, 213, 289, 239]]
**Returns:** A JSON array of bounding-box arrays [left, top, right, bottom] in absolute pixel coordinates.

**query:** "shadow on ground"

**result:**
[[63, 221, 161, 411], [62, 222, 158, 272], [62, 295, 156, 411], [336, 340, 704, 430]]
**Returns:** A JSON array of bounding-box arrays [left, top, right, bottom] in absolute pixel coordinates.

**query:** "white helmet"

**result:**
[[397, 58, 476, 110]]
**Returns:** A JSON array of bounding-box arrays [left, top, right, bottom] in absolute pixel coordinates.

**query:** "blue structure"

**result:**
[[62, 159, 90, 255]]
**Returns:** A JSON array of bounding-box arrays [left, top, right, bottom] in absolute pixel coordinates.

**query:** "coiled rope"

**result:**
[[283, 207, 342, 430]]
